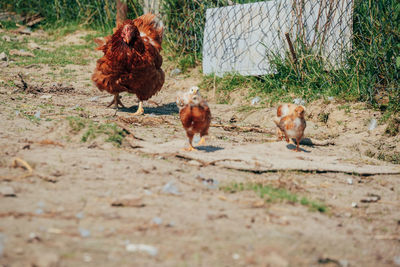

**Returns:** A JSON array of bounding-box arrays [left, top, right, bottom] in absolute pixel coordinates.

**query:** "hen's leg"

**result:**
[[107, 94, 125, 108], [182, 133, 196, 151], [132, 101, 144, 116], [198, 133, 207, 146]]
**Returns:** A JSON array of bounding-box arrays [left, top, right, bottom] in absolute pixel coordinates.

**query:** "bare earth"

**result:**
[[0, 30, 399, 267]]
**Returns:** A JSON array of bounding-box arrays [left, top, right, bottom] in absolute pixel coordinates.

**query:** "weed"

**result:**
[[318, 112, 330, 124], [66, 116, 125, 146], [222, 182, 327, 213]]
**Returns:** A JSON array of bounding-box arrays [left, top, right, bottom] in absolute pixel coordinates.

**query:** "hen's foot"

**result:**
[[198, 137, 206, 146], [107, 95, 125, 108], [182, 145, 196, 152], [131, 101, 144, 116]]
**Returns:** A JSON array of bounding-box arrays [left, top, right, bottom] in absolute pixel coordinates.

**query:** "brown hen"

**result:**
[[92, 13, 164, 115]]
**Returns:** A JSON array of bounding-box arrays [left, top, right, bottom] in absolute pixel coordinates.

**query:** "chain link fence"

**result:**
[[202, 0, 353, 76], [160, 0, 399, 109]]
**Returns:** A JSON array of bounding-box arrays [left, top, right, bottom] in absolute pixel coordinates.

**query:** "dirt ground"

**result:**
[[0, 30, 400, 267]]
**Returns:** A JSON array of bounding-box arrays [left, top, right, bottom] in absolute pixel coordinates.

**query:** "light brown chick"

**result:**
[[177, 88, 211, 151], [274, 103, 302, 141], [274, 105, 306, 152]]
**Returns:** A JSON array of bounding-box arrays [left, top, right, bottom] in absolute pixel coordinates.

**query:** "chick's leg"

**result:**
[[107, 94, 125, 108], [295, 138, 301, 152], [132, 101, 144, 116]]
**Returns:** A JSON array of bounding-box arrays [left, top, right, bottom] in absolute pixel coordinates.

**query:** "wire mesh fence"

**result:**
[[160, 0, 399, 109], [202, 0, 353, 76]]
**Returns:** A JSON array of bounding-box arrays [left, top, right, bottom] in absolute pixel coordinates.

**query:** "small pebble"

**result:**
[[0, 52, 8, 61], [393, 255, 400, 266], [79, 228, 91, 238], [232, 253, 240, 260], [347, 178, 353, 185], [293, 98, 306, 106], [152, 217, 163, 225], [251, 96, 261, 105], [368, 118, 377, 131], [34, 111, 41, 119], [39, 95, 52, 99], [126, 244, 158, 256], [75, 212, 84, 220], [83, 253, 92, 263], [351, 202, 358, 208], [0, 186, 16, 197], [170, 68, 181, 76]]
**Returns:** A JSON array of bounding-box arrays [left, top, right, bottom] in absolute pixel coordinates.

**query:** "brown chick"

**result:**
[[274, 105, 306, 152], [274, 103, 300, 141], [177, 87, 211, 151]]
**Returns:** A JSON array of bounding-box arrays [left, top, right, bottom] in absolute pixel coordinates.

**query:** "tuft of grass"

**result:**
[[0, 20, 18, 29], [67, 116, 126, 146], [222, 182, 327, 213]]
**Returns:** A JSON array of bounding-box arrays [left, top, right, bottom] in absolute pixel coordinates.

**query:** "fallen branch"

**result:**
[[175, 154, 250, 167], [114, 120, 144, 141], [11, 157, 33, 179], [211, 123, 274, 134]]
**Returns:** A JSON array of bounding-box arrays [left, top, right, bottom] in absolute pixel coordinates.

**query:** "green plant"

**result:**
[[67, 116, 126, 146], [222, 182, 327, 213]]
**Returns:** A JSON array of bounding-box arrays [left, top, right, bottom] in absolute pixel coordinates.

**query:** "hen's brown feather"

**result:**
[[92, 13, 164, 102]]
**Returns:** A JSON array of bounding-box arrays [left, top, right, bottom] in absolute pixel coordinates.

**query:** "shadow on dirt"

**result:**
[[286, 144, 311, 153], [197, 145, 224, 153], [122, 102, 179, 115]]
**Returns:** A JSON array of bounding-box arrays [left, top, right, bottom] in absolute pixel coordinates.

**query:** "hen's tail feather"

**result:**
[[134, 13, 163, 50]]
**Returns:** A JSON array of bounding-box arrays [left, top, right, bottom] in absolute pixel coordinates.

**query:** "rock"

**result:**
[[152, 217, 163, 225], [111, 195, 145, 207], [78, 228, 90, 238], [368, 118, 377, 131], [170, 68, 181, 76], [9, 49, 35, 57], [251, 96, 261, 105], [161, 181, 182, 195], [264, 252, 288, 267], [28, 42, 40, 50], [0, 186, 16, 197], [394, 255, 400, 266], [33, 252, 60, 267], [34, 111, 41, 119], [347, 178, 353, 185], [293, 98, 306, 106], [75, 212, 84, 219], [0, 52, 7, 61], [83, 253, 92, 263], [328, 96, 334, 101], [360, 193, 381, 203], [1, 35, 11, 42], [232, 253, 240, 260], [351, 202, 358, 208], [125, 244, 158, 256], [40, 95, 52, 99], [88, 96, 99, 102], [0, 233, 4, 257]]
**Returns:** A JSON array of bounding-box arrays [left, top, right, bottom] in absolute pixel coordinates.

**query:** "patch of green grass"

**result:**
[[338, 104, 351, 114], [0, 20, 18, 29], [14, 43, 94, 66], [222, 182, 327, 213], [66, 116, 126, 146], [236, 105, 264, 113]]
